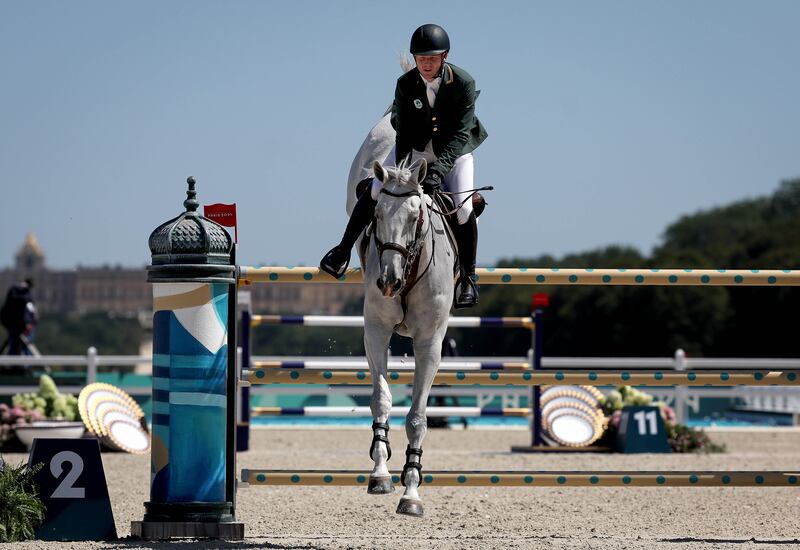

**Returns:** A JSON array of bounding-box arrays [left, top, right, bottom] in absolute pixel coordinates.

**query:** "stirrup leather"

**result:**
[[401, 446, 424, 486], [369, 422, 391, 461]]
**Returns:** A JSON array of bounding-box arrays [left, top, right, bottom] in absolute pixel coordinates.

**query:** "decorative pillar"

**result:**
[[132, 177, 243, 540]]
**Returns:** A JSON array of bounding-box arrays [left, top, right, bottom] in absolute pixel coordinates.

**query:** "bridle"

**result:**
[[373, 186, 432, 296]]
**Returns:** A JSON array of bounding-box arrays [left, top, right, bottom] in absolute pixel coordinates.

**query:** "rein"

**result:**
[[429, 185, 494, 217]]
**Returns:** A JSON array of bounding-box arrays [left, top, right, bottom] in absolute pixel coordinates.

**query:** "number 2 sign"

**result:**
[[27, 438, 117, 541]]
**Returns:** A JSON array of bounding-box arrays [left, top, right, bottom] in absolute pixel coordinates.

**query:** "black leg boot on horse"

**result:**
[[320, 187, 377, 278], [397, 445, 425, 517], [454, 212, 479, 309], [367, 421, 394, 494]]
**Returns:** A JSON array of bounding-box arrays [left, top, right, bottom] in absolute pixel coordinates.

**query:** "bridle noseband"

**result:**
[[373, 187, 428, 288]]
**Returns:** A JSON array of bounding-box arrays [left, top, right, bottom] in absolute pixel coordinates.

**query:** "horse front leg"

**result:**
[[397, 336, 443, 517], [364, 323, 395, 494]]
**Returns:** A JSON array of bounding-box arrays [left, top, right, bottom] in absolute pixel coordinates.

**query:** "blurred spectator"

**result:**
[[0, 278, 38, 356]]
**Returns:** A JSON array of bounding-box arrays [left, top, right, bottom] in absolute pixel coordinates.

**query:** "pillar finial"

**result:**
[[184, 176, 199, 214]]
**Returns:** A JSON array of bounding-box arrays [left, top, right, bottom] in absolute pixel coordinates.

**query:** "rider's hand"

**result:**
[[422, 172, 442, 195]]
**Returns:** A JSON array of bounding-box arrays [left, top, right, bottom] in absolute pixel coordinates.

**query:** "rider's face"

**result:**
[[415, 53, 447, 81]]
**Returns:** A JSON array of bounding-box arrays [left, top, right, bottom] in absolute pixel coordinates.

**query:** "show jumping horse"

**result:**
[[357, 156, 456, 517]]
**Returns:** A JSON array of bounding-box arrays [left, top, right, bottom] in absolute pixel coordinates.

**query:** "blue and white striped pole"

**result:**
[[250, 359, 531, 371], [251, 406, 530, 417], [251, 314, 533, 328]]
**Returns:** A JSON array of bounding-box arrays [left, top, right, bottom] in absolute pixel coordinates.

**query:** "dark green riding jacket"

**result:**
[[391, 63, 488, 180]]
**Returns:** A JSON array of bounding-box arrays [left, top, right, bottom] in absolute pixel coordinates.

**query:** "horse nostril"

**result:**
[[376, 278, 384, 291], [392, 280, 402, 292]]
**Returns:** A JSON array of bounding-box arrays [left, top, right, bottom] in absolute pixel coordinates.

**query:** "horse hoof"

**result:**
[[367, 476, 395, 495], [396, 497, 424, 517]]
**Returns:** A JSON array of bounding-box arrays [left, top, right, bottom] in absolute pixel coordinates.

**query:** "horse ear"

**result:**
[[411, 158, 427, 185], [373, 161, 388, 183]]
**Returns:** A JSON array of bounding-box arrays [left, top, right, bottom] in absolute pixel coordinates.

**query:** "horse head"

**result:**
[[372, 157, 427, 298]]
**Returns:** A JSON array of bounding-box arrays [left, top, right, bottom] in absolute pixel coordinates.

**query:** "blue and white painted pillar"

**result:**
[[132, 177, 242, 540], [150, 282, 229, 503]]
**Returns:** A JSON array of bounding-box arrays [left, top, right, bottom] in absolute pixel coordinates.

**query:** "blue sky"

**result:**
[[1, 1, 798, 269]]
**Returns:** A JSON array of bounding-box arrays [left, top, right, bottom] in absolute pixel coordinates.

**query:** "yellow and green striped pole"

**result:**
[[246, 367, 800, 387], [241, 469, 800, 488], [239, 266, 800, 287]]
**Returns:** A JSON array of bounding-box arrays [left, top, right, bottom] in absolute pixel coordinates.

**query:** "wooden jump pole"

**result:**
[[239, 266, 800, 286], [245, 367, 800, 387], [241, 469, 800, 488]]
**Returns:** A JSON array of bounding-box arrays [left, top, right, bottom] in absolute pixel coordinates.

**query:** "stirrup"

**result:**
[[319, 246, 350, 279], [454, 275, 478, 309], [369, 422, 391, 461], [401, 446, 423, 486]]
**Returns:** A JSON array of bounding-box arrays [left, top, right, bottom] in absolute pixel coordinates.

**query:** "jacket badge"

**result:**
[[413, 99, 423, 109]]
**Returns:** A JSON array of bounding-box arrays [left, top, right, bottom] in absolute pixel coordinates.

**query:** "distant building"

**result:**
[[0, 234, 362, 316]]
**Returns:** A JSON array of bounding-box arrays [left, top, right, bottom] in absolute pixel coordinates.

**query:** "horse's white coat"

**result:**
[[345, 111, 395, 216], [357, 156, 456, 513]]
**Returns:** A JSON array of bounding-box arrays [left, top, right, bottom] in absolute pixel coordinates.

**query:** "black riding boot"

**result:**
[[320, 189, 376, 278], [454, 212, 478, 309]]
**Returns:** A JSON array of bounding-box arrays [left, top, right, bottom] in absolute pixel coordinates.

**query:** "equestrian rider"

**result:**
[[320, 23, 488, 308]]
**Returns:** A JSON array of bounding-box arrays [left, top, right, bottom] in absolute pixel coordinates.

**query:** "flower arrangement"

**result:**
[[0, 374, 80, 450], [0, 405, 43, 448], [11, 374, 79, 421]]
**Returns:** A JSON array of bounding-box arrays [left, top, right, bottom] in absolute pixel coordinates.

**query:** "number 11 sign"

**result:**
[[614, 406, 672, 453]]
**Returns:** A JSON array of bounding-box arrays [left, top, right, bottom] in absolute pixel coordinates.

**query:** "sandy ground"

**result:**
[[4, 426, 800, 549]]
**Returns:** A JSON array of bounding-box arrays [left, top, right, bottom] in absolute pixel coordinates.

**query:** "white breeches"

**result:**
[[371, 146, 474, 225]]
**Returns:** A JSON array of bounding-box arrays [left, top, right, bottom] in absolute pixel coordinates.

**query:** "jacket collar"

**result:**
[[414, 63, 454, 86], [442, 63, 454, 85]]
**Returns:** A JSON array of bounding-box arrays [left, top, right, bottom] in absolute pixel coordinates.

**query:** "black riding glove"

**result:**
[[422, 172, 442, 195]]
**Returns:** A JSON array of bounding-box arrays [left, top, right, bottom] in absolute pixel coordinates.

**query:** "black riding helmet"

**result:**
[[410, 24, 450, 55]]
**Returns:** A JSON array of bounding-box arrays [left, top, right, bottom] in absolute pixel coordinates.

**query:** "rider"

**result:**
[[320, 23, 488, 308]]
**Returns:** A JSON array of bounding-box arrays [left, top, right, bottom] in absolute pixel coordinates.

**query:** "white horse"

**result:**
[[354, 155, 456, 518]]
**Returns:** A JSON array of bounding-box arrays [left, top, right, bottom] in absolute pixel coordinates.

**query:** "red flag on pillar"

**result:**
[[204, 203, 238, 243], [532, 293, 550, 309]]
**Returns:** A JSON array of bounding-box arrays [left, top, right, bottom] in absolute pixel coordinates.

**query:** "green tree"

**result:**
[[32, 312, 144, 355], [450, 179, 799, 358]]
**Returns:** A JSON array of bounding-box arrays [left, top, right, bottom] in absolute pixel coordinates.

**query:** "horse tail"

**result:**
[[399, 53, 415, 74]]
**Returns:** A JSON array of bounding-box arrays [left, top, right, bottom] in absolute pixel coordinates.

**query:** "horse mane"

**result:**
[[385, 157, 421, 190]]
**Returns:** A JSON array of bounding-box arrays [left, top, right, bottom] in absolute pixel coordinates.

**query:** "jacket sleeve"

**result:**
[[430, 77, 476, 178]]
